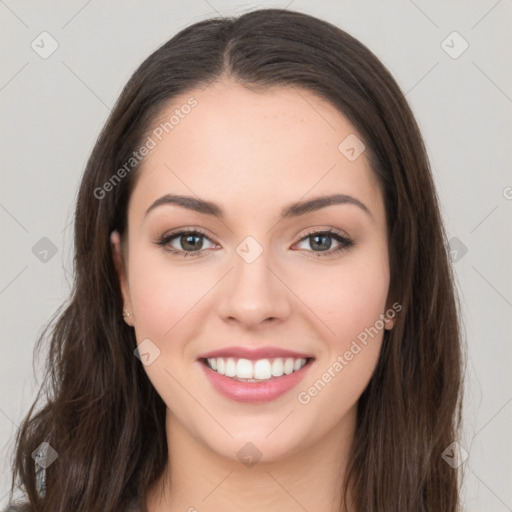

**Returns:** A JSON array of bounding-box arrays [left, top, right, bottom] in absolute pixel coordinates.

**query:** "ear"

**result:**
[[383, 299, 400, 331], [110, 230, 134, 326], [384, 316, 396, 330]]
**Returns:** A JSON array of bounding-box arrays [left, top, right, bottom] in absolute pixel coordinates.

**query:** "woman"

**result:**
[[6, 8, 465, 512]]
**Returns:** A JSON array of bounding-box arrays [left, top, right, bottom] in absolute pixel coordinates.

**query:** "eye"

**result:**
[[155, 227, 355, 258], [293, 228, 355, 257], [155, 228, 216, 257]]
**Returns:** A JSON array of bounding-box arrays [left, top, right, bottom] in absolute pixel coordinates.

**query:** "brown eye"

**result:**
[[155, 229, 215, 256], [295, 229, 354, 257]]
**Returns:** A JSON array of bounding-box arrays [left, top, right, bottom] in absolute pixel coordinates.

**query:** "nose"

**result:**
[[216, 246, 292, 330]]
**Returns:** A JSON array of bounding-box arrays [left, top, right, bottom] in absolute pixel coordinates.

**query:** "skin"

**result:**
[[111, 80, 396, 512]]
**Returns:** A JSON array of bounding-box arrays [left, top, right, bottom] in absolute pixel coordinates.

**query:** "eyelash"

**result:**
[[155, 227, 355, 259]]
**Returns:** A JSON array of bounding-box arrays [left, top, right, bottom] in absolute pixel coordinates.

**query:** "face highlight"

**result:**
[[111, 80, 395, 464]]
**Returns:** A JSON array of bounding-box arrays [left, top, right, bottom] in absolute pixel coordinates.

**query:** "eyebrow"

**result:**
[[144, 193, 372, 220]]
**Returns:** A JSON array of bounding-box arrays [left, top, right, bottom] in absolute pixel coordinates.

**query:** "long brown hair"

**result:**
[[7, 8, 465, 511]]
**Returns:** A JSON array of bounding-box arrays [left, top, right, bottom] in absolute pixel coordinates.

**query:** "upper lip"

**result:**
[[197, 346, 315, 361]]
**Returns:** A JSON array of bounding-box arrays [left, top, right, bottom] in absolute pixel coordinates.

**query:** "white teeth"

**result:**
[[236, 358, 253, 378], [225, 358, 236, 377], [254, 359, 272, 380], [206, 357, 308, 380], [283, 358, 295, 375], [271, 358, 284, 377]]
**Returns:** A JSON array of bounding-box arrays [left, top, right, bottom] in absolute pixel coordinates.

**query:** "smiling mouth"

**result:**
[[200, 356, 315, 382]]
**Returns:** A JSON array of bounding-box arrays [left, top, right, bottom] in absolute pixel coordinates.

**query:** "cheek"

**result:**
[[298, 248, 389, 409], [334, 266, 389, 342], [127, 250, 194, 340], [294, 261, 389, 425], [295, 248, 390, 348], [127, 253, 204, 409]]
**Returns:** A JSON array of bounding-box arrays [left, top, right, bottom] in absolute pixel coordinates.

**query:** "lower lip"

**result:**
[[199, 359, 314, 403]]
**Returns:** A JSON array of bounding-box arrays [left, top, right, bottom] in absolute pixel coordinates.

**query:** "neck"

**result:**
[[145, 405, 358, 512]]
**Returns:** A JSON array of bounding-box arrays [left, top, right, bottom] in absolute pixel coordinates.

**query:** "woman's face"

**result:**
[[112, 80, 395, 462]]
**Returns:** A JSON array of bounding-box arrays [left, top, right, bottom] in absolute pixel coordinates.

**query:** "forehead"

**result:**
[[129, 80, 384, 223]]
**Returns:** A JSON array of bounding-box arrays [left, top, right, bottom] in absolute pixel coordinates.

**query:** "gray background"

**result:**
[[1, 0, 511, 510]]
